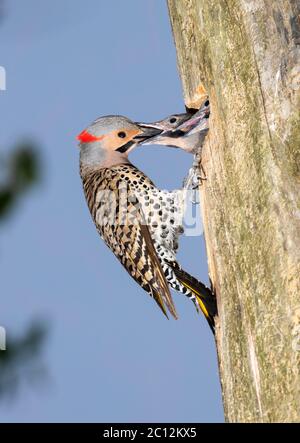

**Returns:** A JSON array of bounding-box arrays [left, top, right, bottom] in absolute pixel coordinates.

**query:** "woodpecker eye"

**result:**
[[118, 131, 126, 138], [205, 100, 209, 106], [169, 117, 177, 124]]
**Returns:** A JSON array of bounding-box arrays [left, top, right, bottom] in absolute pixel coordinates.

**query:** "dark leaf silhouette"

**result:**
[[10, 145, 40, 192], [0, 189, 14, 218], [0, 144, 40, 219], [0, 322, 47, 398], [0, 1, 48, 403], [0, 142, 47, 401]]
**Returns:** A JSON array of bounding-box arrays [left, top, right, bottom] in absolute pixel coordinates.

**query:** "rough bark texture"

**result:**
[[168, 0, 300, 423]]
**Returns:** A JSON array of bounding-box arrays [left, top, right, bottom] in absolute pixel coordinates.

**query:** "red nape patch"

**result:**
[[76, 130, 104, 143]]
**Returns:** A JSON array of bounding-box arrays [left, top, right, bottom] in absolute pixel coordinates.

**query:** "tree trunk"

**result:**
[[167, 0, 300, 423]]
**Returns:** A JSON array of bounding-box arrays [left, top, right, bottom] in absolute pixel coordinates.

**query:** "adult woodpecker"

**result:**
[[77, 115, 216, 332]]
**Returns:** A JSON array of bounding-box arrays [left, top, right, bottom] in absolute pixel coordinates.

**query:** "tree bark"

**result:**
[[167, 0, 300, 423]]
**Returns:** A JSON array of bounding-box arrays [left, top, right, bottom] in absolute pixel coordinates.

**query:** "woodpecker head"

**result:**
[[136, 100, 210, 153], [136, 112, 193, 133], [77, 115, 162, 169]]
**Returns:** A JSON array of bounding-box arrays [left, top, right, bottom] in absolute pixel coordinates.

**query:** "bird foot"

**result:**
[[183, 163, 206, 204]]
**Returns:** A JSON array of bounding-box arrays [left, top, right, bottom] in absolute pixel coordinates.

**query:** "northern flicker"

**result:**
[[77, 115, 216, 332], [137, 100, 210, 153], [137, 100, 210, 192]]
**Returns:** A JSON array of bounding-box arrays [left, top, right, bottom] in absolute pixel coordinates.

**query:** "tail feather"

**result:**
[[173, 266, 217, 333]]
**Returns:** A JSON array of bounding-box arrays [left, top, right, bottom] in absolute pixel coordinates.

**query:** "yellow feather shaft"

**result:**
[[178, 279, 209, 318]]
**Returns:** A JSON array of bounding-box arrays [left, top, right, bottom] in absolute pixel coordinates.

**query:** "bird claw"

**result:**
[[183, 163, 207, 204]]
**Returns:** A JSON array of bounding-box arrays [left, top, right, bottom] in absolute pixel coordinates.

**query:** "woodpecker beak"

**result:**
[[134, 112, 193, 144], [134, 121, 180, 146], [135, 121, 164, 131], [177, 103, 210, 134], [133, 124, 163, 142], [177, 112, 209, 135]]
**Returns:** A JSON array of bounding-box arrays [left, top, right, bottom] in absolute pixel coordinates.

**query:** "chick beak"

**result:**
[[133, 123, 163, 143], [134, 122, 163, 144]]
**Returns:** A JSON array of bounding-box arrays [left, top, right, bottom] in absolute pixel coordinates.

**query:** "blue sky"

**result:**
[[0, 0, 223, 422]]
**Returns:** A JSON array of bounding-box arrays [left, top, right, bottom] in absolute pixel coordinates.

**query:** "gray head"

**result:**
[[136, 112, 193, 132], [77, 115, 162, 170], [136, 100, 210, 153]]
